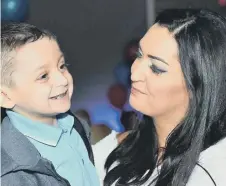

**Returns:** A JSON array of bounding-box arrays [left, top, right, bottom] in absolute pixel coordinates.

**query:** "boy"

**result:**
[[1, 22, 99, 186]]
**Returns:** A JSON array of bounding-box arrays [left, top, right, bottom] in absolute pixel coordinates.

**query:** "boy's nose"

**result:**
[[54, 72, 68, 87]]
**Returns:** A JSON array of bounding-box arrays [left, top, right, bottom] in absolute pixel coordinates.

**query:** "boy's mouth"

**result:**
[[50, 90, 68, 100]]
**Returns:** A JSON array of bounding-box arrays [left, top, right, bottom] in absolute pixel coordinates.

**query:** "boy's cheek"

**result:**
[[68, 74, 74, 98], [69, 85, 73, 99]]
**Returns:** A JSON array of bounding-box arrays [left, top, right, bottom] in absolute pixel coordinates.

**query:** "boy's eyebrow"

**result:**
[[34, 64, 48, 72], [58, 53, 65, 64], [58, 53, 65, 61], [34, 54, 65, 72], [139, 43, 169, 65]]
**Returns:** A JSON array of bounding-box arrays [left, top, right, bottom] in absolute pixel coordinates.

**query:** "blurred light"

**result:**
[[8, 1, 16, 9], [90, 103, 125, 132], [218, 0, 226, 6]]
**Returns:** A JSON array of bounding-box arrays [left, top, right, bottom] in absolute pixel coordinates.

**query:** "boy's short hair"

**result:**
[[1, 22, 56, 87]]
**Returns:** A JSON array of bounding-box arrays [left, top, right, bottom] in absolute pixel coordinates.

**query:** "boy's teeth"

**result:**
[[52, 92, 66, 99]]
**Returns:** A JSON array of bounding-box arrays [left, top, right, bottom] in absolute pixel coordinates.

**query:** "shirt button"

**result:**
[[62, 129, 68, 133]]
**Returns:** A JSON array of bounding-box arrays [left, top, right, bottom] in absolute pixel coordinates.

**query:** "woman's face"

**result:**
[[129, 24, 189, 118]]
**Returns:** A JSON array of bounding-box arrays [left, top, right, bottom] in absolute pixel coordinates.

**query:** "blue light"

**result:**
[[7, 1, 16, 10]]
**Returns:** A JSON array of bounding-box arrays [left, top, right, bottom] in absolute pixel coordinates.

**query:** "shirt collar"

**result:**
[[6, 110, 74, 147], [57, 112, 75, 134]]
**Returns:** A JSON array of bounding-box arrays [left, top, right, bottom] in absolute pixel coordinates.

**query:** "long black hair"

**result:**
[[104, 9, 226, 186]]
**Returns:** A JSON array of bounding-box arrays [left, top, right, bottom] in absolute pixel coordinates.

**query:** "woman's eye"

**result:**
[[136, 49, 143, 59], [150, 64, 166, 75]]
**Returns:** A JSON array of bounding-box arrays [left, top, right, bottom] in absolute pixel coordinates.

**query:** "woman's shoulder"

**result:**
[[188, 137, 226, 186], [200, 137, 226, 159]]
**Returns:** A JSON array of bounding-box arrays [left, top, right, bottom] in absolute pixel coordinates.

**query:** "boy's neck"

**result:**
[[33, 116, 57, 126], [12, 108, 57, 126]]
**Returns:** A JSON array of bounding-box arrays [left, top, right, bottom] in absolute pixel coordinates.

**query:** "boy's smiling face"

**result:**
[[6, 37, 73, 119]]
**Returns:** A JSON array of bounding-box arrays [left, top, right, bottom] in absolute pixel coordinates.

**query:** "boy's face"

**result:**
[[6, 38, 73, 117]]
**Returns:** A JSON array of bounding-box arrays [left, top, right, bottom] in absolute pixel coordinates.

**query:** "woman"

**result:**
[[104, 9, 226, 186]]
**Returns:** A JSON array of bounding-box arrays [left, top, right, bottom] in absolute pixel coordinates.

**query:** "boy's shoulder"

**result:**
[[68, 111, 94, 164], [1, 117, 41, 175], [1, 117, 70, 185], [75, 115, 91, 140], [67, 110, 91, 139]]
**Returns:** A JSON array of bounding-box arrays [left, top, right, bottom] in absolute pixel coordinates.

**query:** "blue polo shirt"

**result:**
[[6, 110, 100, 186]]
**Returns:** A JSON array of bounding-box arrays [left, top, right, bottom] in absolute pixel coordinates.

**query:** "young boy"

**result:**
[[1, 22, 100, 186]]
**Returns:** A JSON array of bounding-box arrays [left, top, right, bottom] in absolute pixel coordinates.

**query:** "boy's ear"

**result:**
[[0, 87, 15, 109]]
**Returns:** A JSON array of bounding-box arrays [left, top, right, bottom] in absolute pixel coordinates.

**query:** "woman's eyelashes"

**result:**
[[136, 48, 143, 59], [136, 49, 167, 75], [150, 64, 167, 75]]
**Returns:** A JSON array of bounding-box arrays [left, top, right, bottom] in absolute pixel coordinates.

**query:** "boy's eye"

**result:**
[[37, 73, 49, 81], [150, 64, 166, 75], [60, 63, 69, 70]]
